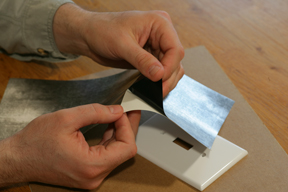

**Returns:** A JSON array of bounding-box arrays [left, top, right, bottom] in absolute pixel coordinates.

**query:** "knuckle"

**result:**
[[155, 10, 171, 20], [91, 103, 102, 113], [128, 144, 137, 159], [167, 69, 174, 80], [135, 52, 149, 69], [169, 81, 177, 93], [88, 103, 106, 118], [178, 46, 185, 59], [79, 104, 99, 114], [163, 65, 174, 81]]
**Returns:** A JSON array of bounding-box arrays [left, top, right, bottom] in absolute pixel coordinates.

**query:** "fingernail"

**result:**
[[149, 65, 161, 76], [109, 105, 123, 114]]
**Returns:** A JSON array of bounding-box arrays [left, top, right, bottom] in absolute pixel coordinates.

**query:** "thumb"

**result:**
[[54, 104, 124, 133], [123, 42, 164, 82]]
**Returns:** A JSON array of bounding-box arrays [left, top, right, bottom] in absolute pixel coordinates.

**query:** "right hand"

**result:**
[[53, 4, 185, 97]]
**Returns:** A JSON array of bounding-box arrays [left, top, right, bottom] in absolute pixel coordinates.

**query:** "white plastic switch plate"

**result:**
[[136, 114, 248, 191]]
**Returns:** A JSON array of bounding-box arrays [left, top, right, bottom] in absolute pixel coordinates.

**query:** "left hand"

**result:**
[[0, 104, 141, 189]]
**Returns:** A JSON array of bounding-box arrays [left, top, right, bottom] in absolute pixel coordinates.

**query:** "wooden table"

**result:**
[[1, 0, 287, 191]]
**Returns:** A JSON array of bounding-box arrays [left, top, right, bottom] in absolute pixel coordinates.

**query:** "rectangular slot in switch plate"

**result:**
[[173, 137, 193, 150]]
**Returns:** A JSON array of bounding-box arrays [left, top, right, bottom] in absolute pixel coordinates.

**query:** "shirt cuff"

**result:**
[[21, 0, 79, 62]]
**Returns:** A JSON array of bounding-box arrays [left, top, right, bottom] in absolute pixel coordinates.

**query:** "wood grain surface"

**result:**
[[1, 0, 287, 191]]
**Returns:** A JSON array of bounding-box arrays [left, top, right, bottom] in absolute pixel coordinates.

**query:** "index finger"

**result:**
[[54, 104, 124, 133], [151, 12, 185, 81], [90, 113, 137, 168]]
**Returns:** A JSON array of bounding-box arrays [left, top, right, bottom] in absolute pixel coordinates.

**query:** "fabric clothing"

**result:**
[[0, 0, 78, 62]]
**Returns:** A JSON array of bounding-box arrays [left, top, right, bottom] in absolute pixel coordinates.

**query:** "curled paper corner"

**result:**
[[121, 74, 235, 149], [121, 89, 160, 115]]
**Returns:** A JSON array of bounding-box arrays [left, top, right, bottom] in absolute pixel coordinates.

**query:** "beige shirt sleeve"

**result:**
[[0, 0, 79, 62]]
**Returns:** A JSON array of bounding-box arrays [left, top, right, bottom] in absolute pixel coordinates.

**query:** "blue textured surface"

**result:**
[[163, 75, 234, 149]]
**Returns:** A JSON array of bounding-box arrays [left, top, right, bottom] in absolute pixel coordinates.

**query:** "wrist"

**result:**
[[53, 3, 92, 56]]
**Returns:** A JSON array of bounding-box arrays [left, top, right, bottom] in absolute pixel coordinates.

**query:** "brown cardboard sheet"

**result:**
[[30, 46, 288, 192]]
